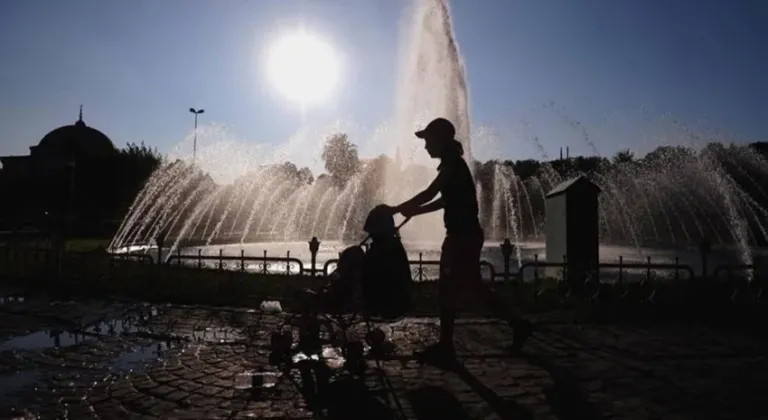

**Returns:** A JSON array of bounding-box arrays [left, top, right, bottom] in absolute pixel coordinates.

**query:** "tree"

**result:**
[[321, 133, 360, 186], [297, 167, 314, 184], [612, 149, 634, 165]]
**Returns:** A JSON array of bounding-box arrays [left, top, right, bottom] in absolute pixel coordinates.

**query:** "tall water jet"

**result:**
[[391, 0, 473, 241]]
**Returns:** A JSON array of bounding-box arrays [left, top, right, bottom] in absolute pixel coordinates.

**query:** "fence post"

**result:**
[[286, 251, 291, 275], [534, 254, 539, 283], [218, 249, 224, 270], [263, 250, 268, 274], [155, 233, 165, 266], [197, 249, 202, 269], [500, 239, 513, 283], [646, 256, 652, 282], [240, 249, 245, 272], [674, 256, 680, 281], [418, 252, 424, 282], [618, 256, 623, 283], [309, 237, 320, 277]]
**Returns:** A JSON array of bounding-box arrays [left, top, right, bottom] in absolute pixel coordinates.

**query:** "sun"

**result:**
[[265, 30, 340, 107]]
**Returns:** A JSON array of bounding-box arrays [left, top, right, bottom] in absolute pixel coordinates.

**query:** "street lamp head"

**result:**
[[197, 109, 205, 114], [189, 108, 196, 114]]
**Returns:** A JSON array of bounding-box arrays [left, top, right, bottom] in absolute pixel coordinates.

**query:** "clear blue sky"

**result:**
[[1, 0, 765, 170]]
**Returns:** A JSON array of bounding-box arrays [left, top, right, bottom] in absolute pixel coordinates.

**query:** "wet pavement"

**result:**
[[0, 295, 766, 419]]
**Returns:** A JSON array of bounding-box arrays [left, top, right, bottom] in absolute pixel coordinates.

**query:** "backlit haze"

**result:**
[[1, 0, 765, 182]]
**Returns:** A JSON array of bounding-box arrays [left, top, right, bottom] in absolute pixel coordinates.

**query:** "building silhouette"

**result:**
[[0, 106, 118, 234]]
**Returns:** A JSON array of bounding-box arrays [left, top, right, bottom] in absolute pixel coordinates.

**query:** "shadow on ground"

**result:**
[[407, 385, 473, 420], [323, 376, 398, 420], [453, 365, 534, 420], [521, 351, 605, 420]]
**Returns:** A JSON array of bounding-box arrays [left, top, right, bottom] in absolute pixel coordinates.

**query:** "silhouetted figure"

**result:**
[[391, 117, 533, 365]]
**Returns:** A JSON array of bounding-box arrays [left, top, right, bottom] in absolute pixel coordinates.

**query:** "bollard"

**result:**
[[308, 237, 320, 277], [500, 238, 514, 283], [240, 249, 245, 272], [263, 250, 268, 274], [219, 249, 224, 270], [197, 249, 202, 269]]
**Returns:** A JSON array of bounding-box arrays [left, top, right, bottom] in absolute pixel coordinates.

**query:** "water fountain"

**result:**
[[110, 0, 768, 274]]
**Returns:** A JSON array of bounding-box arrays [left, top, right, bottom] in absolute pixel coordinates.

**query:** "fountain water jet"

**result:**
[[109, 0, 768, 275]]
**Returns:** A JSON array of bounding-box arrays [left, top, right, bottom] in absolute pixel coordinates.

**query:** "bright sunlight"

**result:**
[[265, 30, 340, 107]]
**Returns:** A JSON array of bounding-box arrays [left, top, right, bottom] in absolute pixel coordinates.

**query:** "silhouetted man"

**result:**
[[391, 117, 532, 364]]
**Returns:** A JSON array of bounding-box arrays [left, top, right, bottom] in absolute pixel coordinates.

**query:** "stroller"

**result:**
[[271, 205, 413, 370]]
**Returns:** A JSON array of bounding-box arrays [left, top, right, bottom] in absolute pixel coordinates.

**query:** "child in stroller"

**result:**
[[301, 204, 411, 320]]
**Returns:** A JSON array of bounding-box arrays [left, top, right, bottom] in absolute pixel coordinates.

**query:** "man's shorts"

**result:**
[[438, 232, 485, 309]]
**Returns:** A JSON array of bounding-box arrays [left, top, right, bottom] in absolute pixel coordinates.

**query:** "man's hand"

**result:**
[[390, 203, 418, 218], [400, 205, 420, 218]]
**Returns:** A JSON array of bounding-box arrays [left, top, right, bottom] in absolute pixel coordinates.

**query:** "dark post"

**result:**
[[618, 256, 624, 283], [698, 238, 711, 278], [155, 230, 167, 265], [418, 252, 424, 282], [308, 237, 320, 277], [500, 238, 514, 283], [286, 251, 291, 275]]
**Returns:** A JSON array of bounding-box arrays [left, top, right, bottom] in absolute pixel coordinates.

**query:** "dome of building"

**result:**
[[35, 106, 116, 158]]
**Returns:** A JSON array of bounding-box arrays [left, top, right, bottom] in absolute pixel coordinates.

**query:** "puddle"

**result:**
[[0, 330, 93, 351], [109, 342, 169, 373], [84, 319, 142, 336], [187, 327, 244, 344], [0, 369, 42, 407], [0, 305, 162, 352]]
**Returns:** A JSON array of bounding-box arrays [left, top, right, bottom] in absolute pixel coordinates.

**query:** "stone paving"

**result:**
[[0, 296, 766, 419]]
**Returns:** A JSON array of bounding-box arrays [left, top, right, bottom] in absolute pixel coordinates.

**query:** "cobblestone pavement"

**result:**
[[0, 296, 766, 419]]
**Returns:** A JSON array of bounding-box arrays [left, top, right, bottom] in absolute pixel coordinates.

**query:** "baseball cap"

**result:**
[[415, 117, 456, 140]]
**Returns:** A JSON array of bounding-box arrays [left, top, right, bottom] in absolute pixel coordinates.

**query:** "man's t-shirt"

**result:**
[[436, 155, 482, 236]]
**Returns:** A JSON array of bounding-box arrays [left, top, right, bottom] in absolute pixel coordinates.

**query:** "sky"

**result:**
[[0, 0, 766, 175]]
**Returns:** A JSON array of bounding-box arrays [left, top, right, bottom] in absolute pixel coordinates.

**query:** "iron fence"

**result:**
[[0, 243, 759, 287]]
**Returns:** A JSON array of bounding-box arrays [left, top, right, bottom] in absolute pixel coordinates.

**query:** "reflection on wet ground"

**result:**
[[0, 297, 242, 417], [1, 293, 767, 419]]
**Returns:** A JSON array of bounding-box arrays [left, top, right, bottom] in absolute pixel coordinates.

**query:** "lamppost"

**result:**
[[189, 108, 205, 163]]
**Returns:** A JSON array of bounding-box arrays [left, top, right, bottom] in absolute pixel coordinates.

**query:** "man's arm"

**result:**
[[406, 197, 445, 217], [394, 172, 444, 213]]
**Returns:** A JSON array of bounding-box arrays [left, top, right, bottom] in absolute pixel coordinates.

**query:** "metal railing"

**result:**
[[166, 249, 305, 275], [143, 247, 699, 285], [1, 243, 761, 287]]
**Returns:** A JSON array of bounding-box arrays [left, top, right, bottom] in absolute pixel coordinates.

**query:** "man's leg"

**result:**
[[415, 237, 459, 363], [438, 268, 458, 350]]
